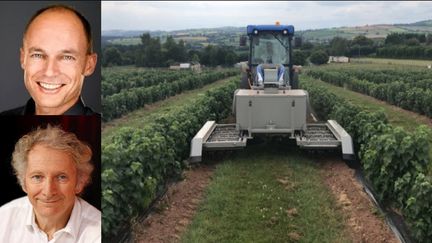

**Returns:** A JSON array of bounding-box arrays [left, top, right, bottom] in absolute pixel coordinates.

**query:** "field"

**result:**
[[307, 63, 432, 118], [101, 67, 239, 240], [107, 37, 141, 45], [351, 57, 432, 67], [102, 67, 237, 121], [174, 36, 208, 42], [101, 61, 432, 242]]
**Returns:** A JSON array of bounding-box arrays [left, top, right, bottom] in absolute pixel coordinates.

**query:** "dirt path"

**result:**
[[319, 157, 398, 243], [132, 165, 215, 243]]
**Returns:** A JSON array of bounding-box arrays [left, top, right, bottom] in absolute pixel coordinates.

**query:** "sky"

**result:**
[[102, 1, 432, 31]]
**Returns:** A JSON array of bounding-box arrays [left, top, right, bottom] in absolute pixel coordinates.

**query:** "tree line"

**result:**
[[299, 32, 432, 65], [102, 32, 432, 67], [102, 33, 241, 68]]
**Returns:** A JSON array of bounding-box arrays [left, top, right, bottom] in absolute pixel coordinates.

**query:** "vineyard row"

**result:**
[[102, 69, 194, 97], [102, 70, 238, 121], [101, 78, 239, 237], [301, 76, 432, 242], [307, 69, 432, 118]]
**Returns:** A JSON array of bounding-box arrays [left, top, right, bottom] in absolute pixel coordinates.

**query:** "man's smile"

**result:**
[[37, 82, 65, 92], [39, 198, 61, 204]]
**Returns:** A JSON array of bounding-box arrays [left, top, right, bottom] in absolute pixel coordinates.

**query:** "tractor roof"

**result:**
[[247, 25, 295, 36]]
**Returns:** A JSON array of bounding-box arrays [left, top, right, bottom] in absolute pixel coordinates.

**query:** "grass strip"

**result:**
[[181, 143, 350, 243], [351, 57, 432, 67]]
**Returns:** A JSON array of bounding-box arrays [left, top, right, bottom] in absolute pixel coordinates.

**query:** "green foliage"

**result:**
[[102, 78, 239, 238], [102, 69, 194, 97], [293, 50, 307, 66], [302, 75, 432, 242], [301, 80, 341, 120], [300, 41, 314, 50], [329, 36, 350, 56], [309, 50, 329, 65], [116, 33, 239, 68], [400, 173, 432, 241], [163, 36, 187, 64], [385, 33, 427, 45], [200, 45, 239, 67], [136, 33, 163, 67], [102, 47, 123, 67], [360, 126, 430, 202], [352, 35, 374, 47], [377, 45, 432, 60]]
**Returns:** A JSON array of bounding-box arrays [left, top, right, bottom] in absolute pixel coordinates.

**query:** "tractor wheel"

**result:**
[[291, 72, 299, 89], [240, 72, 250, 89]]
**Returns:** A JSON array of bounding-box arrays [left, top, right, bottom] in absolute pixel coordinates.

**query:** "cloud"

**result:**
[[102, 1, 432, 31]]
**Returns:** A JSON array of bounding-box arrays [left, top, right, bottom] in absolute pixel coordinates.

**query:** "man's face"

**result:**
[[24, 144, 83, 220], [20, 10, 97, 115]]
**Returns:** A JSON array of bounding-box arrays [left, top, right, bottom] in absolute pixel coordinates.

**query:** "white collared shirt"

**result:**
[[0, 196, 101, 243]]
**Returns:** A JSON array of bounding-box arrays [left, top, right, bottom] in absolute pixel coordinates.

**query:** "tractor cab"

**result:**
[[241, 25, 298, 89]]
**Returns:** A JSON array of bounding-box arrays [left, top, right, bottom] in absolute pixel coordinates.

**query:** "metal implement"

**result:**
[[296, 123, 340, 148], [190, 122, 247, 163], [190, 119, 354, 162], [295, 121, 355, 161], [189, 23, 355, 163]]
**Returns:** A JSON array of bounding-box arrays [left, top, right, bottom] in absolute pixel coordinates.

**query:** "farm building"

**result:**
[[169, 62, 201, 72], [328, 56, 350, 63]]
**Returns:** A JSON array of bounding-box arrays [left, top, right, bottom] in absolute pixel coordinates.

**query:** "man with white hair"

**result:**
[[0, 125, 101, 242]]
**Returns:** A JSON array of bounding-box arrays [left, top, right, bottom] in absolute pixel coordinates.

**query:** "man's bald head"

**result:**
[[23, 5, 93, 54], [19, 4, 98, 115]]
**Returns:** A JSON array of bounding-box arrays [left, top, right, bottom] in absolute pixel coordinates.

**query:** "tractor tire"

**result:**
[[291, 72, 299, 89], [240, 72, 250, 89]]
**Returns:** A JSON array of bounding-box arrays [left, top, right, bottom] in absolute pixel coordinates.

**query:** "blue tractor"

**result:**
[[190, 24, 355, 163]]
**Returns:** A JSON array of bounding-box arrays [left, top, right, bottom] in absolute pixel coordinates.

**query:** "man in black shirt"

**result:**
[[1, 5, 98, 115], [1, 98, 96, 116]]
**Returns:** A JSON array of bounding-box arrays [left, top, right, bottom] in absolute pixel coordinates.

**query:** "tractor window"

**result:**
[[251, 32, 290, 65]]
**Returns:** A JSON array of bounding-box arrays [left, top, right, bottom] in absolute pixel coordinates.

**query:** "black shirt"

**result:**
[[0, 98, 98, 115]]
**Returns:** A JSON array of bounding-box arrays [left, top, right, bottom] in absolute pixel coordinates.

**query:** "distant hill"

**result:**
[[102, 27, 244, 37], [298, 20, 432, 42], [102, 20, 432, 46], [400, 19, 432, 27], [102, 29, 168, 37]]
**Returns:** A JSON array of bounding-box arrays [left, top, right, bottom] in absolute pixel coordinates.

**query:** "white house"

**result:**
[[328, 56, 350, 63]]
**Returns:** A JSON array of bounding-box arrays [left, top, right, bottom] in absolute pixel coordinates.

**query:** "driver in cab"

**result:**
[[256, 41, 285, 86]]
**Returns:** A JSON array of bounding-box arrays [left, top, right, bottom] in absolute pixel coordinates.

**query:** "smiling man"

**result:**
[[0, 125, 100, 242], [0, 5, 98, 115]]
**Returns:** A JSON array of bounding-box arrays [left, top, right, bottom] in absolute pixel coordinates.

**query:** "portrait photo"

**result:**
[[0, 1, 101, 115], [0, 116, 101, 242]]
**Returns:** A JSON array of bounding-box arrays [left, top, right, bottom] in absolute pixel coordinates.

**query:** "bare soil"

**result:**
[[132, 165, 215, 243], [319, 157, 398, 243]]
